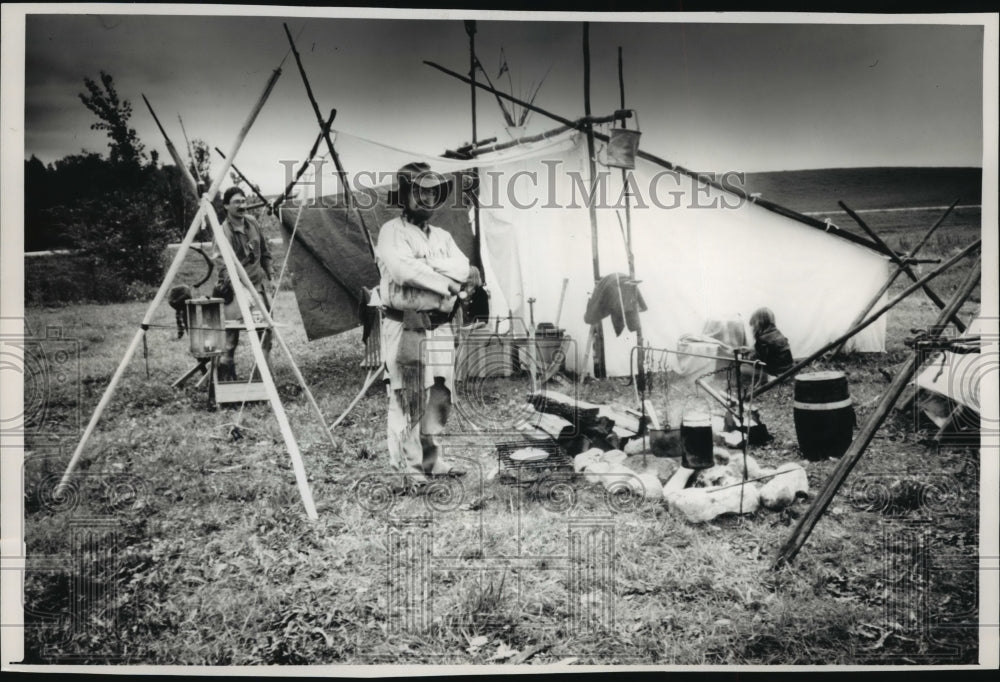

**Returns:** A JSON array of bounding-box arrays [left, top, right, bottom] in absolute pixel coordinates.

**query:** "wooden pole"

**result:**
[[423, 60, 887, 256], [466, 20, 484, 285], [772, 258, 982, 569], [142, 94, 200, 196], [282, 23, 376, 258], [617, 45, 643, 398], [830, 200, 959, 357], [582, 22, 606, 379], [178, 114, 198, 187], [217, 222, 338, 449], [754, 239, 981, 397], [203, 207, 319, 519], [214, 147, 273, 212], [274, 109, 337, 209], [840, 200, 967, 333], [57, 67, 282, 498]]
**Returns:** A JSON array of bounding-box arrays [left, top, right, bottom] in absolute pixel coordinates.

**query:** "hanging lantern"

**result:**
[[185, 297, 226, 359], [606, 110, 641, 170]]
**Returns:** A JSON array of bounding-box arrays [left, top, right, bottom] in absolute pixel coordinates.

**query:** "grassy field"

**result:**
[[19, 203, 984, 665]]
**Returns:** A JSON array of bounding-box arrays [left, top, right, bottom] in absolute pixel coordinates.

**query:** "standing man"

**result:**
[[377, 162, 470, 490], [211, 186, 274, 381]]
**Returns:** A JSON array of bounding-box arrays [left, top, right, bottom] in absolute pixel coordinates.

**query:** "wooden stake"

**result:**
[[772, 257, 981, 569], [840, 200, 966, 333], [830, 200, 959, 357], [754, 238, 981, 397], [57, 66, 283, 498]]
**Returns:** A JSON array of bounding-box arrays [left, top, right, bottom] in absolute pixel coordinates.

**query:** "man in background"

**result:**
[[211, 186, 274, 380]]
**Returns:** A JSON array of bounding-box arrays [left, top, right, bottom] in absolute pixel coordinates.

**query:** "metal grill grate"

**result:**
[[496, 439, 573, 474]]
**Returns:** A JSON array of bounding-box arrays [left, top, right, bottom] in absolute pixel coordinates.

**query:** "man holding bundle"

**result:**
[[376, 162, 476, 491]]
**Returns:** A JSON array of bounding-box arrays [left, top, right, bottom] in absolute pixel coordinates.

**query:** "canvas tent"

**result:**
[[912, 317, 992, 428], [281, 128, 889, 377]]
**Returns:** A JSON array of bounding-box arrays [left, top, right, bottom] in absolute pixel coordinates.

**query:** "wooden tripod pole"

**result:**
[[204, 206, 318, 519], [840, 200, 966, 333], [830, 200, 959, 357], [772, 257, 981, 569], [57, 67, 282, 498], [211, 213, 337, 449]]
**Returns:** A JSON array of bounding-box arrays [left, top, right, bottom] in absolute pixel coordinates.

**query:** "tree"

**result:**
[[189, 138, 212, 193], [78, 71, 145, 170]]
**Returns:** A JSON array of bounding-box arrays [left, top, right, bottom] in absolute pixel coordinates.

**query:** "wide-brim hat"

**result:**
[[388, 161, 452, 208]]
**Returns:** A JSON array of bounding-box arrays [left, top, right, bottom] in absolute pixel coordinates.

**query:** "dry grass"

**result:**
[[19, 207, 983, 665]]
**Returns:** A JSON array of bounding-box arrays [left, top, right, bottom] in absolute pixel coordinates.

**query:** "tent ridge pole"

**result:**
[[424, 59, 888, 256]]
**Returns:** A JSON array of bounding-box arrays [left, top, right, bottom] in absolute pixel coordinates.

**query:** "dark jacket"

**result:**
[[754, 325, 794, 376], [584, 273, 647, 336]]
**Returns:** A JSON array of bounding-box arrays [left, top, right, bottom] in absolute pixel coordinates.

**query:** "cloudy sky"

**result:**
[[18, 9, 988, 194]]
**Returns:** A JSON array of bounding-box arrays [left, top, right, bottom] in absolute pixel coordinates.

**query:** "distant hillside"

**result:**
[[738, 167, 982, 214]]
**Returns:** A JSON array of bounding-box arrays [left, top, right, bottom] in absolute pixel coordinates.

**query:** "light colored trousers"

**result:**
[[387, 381, 453, 481]]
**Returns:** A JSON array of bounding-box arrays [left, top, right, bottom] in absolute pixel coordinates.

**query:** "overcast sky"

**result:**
[[21, 10, 986, 194]]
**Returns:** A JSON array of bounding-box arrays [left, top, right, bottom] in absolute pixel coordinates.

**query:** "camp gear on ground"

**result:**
[[793, 371, 856, 460]]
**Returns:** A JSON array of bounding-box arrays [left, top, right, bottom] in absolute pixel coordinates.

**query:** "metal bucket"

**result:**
[[607, 129, 641, 169], [681, 409, 714, 470]]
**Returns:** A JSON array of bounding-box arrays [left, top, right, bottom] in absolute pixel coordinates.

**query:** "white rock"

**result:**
[[713, 447, 733, 466], [623, 455, 680, 483], [573, 448, 603, 473], [667, 482, 760, 523], [759, 462, 809, 510], [726, 453, 763, 480], [662, 466, 695, 497], [600, 449, 628, 466], [624, 436, 651, 455], [583, 460, 612, 484], [628, 471, 665, 501], [599, 463, 636, 491]]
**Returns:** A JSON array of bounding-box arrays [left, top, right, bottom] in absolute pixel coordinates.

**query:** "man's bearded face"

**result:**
[[405, 183, 442, 223]]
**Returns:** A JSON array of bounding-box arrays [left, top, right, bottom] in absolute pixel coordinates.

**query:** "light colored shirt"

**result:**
[[375, 216, 469, 313]]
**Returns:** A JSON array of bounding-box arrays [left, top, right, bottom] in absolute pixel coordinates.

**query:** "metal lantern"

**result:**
[[185, 297, 226, 359], [606, 110, 641, 169]]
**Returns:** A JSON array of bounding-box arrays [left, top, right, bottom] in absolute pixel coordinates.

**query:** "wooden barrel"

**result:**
[[681, 409, 715, 469], [793, 371, 855, 460]]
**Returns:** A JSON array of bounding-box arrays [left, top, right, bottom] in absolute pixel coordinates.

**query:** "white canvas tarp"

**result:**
[[330, 130, 889, 377]]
